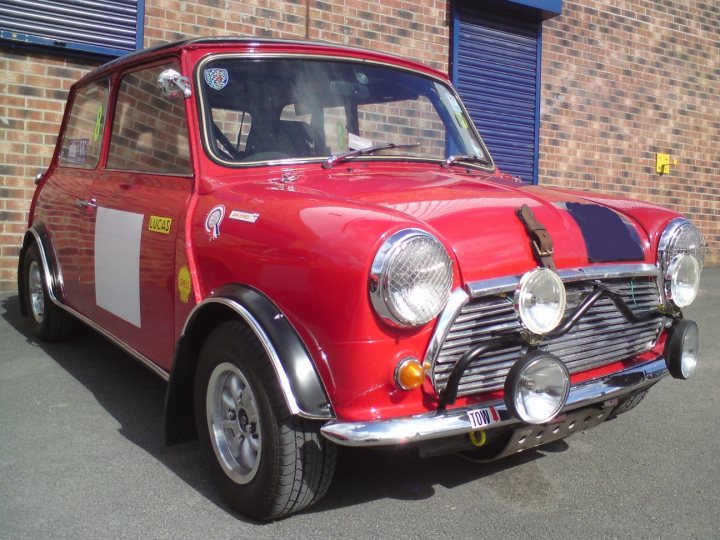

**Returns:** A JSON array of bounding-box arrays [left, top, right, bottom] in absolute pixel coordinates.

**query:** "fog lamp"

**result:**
[[515, 268, 566, 335], [505, 352, 570, 424], [395, 357, 425, 390], [664, 319, 699, 380]]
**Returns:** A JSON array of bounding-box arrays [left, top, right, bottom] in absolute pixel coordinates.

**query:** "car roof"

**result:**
[[77, 37, 448, 85]]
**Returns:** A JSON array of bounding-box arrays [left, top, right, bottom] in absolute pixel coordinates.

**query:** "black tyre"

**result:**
[[21, 243, 76, 341], [609, 390, 648, 419], [194, 320, 336, 520]]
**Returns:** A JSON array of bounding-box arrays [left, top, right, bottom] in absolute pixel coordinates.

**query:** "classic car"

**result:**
[[18, 38, 705, 520]]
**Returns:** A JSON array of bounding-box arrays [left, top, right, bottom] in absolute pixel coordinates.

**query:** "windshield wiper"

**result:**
[[442, 154, 490, 168], [322, 142, 420, 169]]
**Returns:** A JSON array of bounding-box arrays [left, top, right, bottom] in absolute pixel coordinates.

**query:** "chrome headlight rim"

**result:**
[[514, 267, 567, 335], [369, 228, 453, 328], [658, 218, 705, 309], [657, 217, 705, 271]]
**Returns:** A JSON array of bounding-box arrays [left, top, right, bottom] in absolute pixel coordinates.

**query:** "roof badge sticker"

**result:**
[[205, 205, 225, 241]]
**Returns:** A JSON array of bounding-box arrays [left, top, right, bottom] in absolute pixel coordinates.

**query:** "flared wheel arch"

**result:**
[[165, 284, 334, 445]]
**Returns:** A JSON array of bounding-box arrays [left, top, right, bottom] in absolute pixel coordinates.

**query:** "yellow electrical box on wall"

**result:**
[[656, 153, 678, 175]]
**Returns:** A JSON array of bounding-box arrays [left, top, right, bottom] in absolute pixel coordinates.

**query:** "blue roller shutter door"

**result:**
[[0, 0, 142, 56], [454, 4, 540, 183]]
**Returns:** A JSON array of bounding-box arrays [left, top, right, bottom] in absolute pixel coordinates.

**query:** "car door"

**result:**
[[33, 78, 111, 310], [78, 60, 194, 369]]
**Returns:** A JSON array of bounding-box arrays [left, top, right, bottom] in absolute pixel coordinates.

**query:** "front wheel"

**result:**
[[194, 321, 336, 520], [609, 390, 648, 419]]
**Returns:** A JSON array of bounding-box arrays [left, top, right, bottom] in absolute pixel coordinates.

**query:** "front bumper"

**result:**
[[320, 356, 668, 446]]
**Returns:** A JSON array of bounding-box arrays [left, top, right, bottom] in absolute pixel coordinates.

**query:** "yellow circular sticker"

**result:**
[[177, 265, 192, 303]]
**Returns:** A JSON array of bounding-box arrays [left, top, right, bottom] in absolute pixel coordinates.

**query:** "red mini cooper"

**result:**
[[18, 38, 704, 520]]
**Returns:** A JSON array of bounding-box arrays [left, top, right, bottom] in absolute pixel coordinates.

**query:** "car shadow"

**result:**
[[1, 294, 568, 521]]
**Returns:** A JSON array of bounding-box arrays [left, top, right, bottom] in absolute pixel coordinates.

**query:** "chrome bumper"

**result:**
[[320, 357, 668, 447]]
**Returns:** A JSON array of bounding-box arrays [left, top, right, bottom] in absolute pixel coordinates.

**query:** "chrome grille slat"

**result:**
[[431, 274, 664, 396]]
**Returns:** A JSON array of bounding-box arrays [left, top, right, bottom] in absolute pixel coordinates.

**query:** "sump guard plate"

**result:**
[[482, 405, 615, 462]]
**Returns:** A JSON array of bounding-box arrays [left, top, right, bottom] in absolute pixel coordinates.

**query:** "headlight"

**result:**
[[658, 218, 705, 308], [665, 254, 701, 308], [514, 268, 566, 335], [505, 352, 570, 424], [370, 229, 453, 327]]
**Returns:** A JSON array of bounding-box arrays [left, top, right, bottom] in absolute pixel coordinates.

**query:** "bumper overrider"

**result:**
[[321, 289, 699, 453]]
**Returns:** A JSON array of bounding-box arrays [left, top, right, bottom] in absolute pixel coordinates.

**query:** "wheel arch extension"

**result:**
[[165, 284, 335, 445], [18, 224, 63, 316]]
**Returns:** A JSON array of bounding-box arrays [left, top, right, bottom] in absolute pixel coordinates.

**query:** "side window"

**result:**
[[107, 62, 192, 174], [58, 79, 110, 168]]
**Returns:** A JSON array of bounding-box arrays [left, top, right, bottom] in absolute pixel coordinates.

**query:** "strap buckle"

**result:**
[[532, 240, 554, 258]]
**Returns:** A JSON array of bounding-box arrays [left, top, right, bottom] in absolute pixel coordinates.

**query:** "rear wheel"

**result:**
[[21, 243, 75, 341], [194, 320, 336, 520]]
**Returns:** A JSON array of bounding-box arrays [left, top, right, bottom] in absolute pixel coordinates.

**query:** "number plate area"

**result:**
[[467, 406, 499, 429]]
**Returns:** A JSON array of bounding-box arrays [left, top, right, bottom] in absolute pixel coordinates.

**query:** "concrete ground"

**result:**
[[1, 271, 718, 539]]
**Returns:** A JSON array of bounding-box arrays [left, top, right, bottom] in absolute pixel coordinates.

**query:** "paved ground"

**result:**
[[1, 271, 719, 539]]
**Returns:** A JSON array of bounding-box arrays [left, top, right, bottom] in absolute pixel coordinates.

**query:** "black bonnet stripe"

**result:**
[[565, 202, 644, 263]]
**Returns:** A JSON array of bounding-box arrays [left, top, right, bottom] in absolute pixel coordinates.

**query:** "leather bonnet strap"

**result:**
[[516, 204, 556, 271]]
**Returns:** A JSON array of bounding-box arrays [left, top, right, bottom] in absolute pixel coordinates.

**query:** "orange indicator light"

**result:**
[[395, 357, 425, 390]]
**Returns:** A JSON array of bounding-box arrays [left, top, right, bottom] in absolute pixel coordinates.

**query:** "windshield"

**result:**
[[197, 56, 492, 167]]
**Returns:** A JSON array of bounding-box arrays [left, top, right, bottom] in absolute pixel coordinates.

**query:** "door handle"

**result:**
[[75, 198, 98, 209]]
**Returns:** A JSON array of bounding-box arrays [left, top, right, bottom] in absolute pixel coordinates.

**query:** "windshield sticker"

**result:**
[[84, 84, 99, 98], [177, 265, 192, 303], [65, 139, 89, 164], [348, 133, 373, 150], [445, 91, 462, 114], [336, 122, 347, 150], [229, 210, 260, 224], [456, 112, 469, 129], [205, 205, 225, 240], [204, 68, 229, 91], [93, 105, 104, 142], [355, 71, 368, 84]]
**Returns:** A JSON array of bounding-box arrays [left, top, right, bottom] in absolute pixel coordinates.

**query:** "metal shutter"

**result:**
[[454, 4, 540, 183], [0, 0, 141, 56]]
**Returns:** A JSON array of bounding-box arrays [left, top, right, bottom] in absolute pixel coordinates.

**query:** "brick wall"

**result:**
[[1, 0, 717, 292], [540, 0, 719, 265], [0, 51, 101, 289], [0, 0, 448, 292], [143, 1, 449, 70]]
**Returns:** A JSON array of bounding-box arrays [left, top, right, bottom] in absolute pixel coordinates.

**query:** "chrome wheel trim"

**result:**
[[28, 260, 45, 324], [206, 362, 262, 484]]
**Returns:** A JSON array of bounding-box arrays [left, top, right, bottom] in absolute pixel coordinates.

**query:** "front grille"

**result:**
[[431, 275, 664, 397]]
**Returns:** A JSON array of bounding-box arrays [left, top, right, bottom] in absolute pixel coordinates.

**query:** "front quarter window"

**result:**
[[58, 78, 110, 169], [197, 57, 491, 168]]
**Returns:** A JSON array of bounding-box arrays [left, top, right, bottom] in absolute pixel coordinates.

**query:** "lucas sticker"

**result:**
[[148, 215, 172, 234]]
